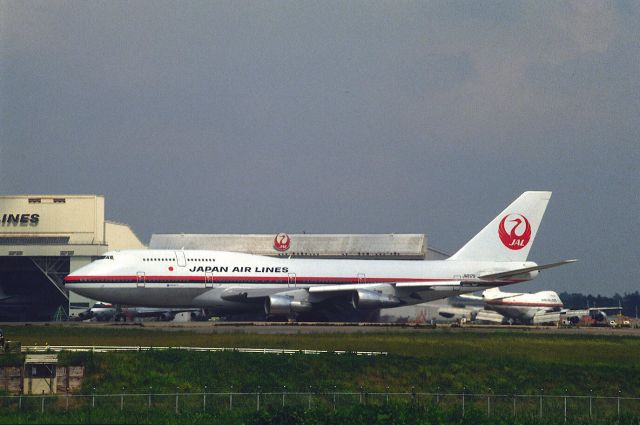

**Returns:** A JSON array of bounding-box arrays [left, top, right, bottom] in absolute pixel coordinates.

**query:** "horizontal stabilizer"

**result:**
[[479, 259, 578, 281]]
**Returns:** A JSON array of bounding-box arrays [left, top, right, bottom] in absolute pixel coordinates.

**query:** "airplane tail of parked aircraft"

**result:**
[[448, 191, 551, 262]]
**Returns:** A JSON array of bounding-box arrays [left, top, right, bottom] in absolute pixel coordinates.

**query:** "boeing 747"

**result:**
[[65, 191, 576, 319]]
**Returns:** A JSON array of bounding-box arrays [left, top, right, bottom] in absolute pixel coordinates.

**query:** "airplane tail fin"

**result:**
[[448, 191, 551, 262]]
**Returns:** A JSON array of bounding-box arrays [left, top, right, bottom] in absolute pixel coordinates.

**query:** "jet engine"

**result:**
[[351, 290, 400, 310], [264, 295, 312, 316], [159, 312, 174, 321], [590, 310, 608, 323]]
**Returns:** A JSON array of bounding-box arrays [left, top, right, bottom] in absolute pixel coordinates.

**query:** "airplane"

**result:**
[[456, 288, 563, 324], [454, 289, 620, 325], [64, 191, 576, 320]]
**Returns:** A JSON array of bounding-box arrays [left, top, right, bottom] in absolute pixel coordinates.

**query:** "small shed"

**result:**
[[24, 354, 58, 395]]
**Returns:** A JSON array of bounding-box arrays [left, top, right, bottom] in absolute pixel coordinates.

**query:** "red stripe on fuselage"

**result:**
[[64, 275, 528, 285]]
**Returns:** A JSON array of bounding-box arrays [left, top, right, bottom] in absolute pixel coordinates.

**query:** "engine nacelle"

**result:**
[[591, 311, 607, 323], [351, 290, 400, 310], [264, 295, 312, 316], [159, 312, 174, 321]]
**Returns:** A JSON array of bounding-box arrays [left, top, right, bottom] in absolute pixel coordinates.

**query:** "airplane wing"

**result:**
[[220, 287, 289, 301], [588, 306, 622, 311], [219, 281, 465, 303], [307, 281, 465, 295], [479, 259, 578, 281]]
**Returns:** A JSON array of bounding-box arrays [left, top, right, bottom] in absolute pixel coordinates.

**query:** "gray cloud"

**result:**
[[1, 1, 638, 295]]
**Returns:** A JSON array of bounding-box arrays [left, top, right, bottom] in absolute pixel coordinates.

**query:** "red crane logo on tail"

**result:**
[[498, 214, 531, 250], [273, 233, 291, 251]]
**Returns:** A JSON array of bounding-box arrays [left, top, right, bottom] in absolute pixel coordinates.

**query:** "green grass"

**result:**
[[1, 325, 639, 424], [2, 325, 639, 396]]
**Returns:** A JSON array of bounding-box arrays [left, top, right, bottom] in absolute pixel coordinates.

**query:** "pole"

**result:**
[[121, 387, 124, 411], [487, 388, 491, 417], [589, 389, 592, 419], [175, 387, 179, 415], [203, 385, 207, 412], [539, 388, 543, 419], [148, 387, 152, 409], [41, 392, 44, 413], [513, 390, 516, 418], [386, 386, 390, 404], [308, 385, 312, 409], [92, 387, 95, 409], [229, 386, 233, 410], [333, 386, 337, 412], [66, 387, 69, 411], [282, 386, 286, 407], [564, 389, 567, 423], [462, 387, 465, 417], [617, 390, 621, 418], [257, 386, 260, 411]]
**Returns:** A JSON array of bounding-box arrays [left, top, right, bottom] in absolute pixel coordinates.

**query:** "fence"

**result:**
[[1, 389, 639, 421], [22, 345, 387, 356]]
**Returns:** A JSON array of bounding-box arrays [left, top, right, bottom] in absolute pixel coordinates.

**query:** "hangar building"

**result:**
[[150, 233, 448, 260], [0, 195, 144, 320], [1, 194, 445, 321]]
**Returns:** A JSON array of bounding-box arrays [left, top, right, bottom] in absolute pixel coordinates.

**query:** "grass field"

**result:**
[[2, 324, 639, 396], [1, 324, 639, 424]]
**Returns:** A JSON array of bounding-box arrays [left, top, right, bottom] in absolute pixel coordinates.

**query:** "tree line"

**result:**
[[559, 291, 640, 318]]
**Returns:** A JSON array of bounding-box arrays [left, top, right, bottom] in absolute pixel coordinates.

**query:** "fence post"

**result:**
[[175, 386, 179, 415], [282, 386, 286, 407], [121, 386, 124, 411], [412, 386, 416, 406], [66, 387, 70, 411], [617, 390, 621, 418], [386, 386, 390, 404], [487, 388, 491, 417], [589, 389, 592, 419], [148, 386, 152, 410], [257, 386, 260, 411], [564, 388, 567, 423], [333, 386, 337, 411], [539, 388, 543, 419], [203, 385, 207, 412], [359, 386, 363, 404], [308, 385, 312, 409], [229, 386, 233, 410], [436, 386, 439, 404], [92, 387, 95, 409], [462, 387, 465, 417], [19, 394, 22, 410], [512, 388, 516, 418], [41, 390, 45, 414]]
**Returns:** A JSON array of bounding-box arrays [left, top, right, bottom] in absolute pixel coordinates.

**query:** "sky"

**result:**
[[1, 1, 638, 295]]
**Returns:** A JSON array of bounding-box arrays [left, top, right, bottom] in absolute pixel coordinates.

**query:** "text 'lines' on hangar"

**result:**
[[0, 194, 445, 321]]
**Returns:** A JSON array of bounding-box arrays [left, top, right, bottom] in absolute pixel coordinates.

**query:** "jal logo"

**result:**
[[273, 233, 291, 251], [498, 214, 531, 250]]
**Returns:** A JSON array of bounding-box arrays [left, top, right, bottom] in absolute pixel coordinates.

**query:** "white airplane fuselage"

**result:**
[[484, 290, 563, 322], [66, 249, 536, 312]]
